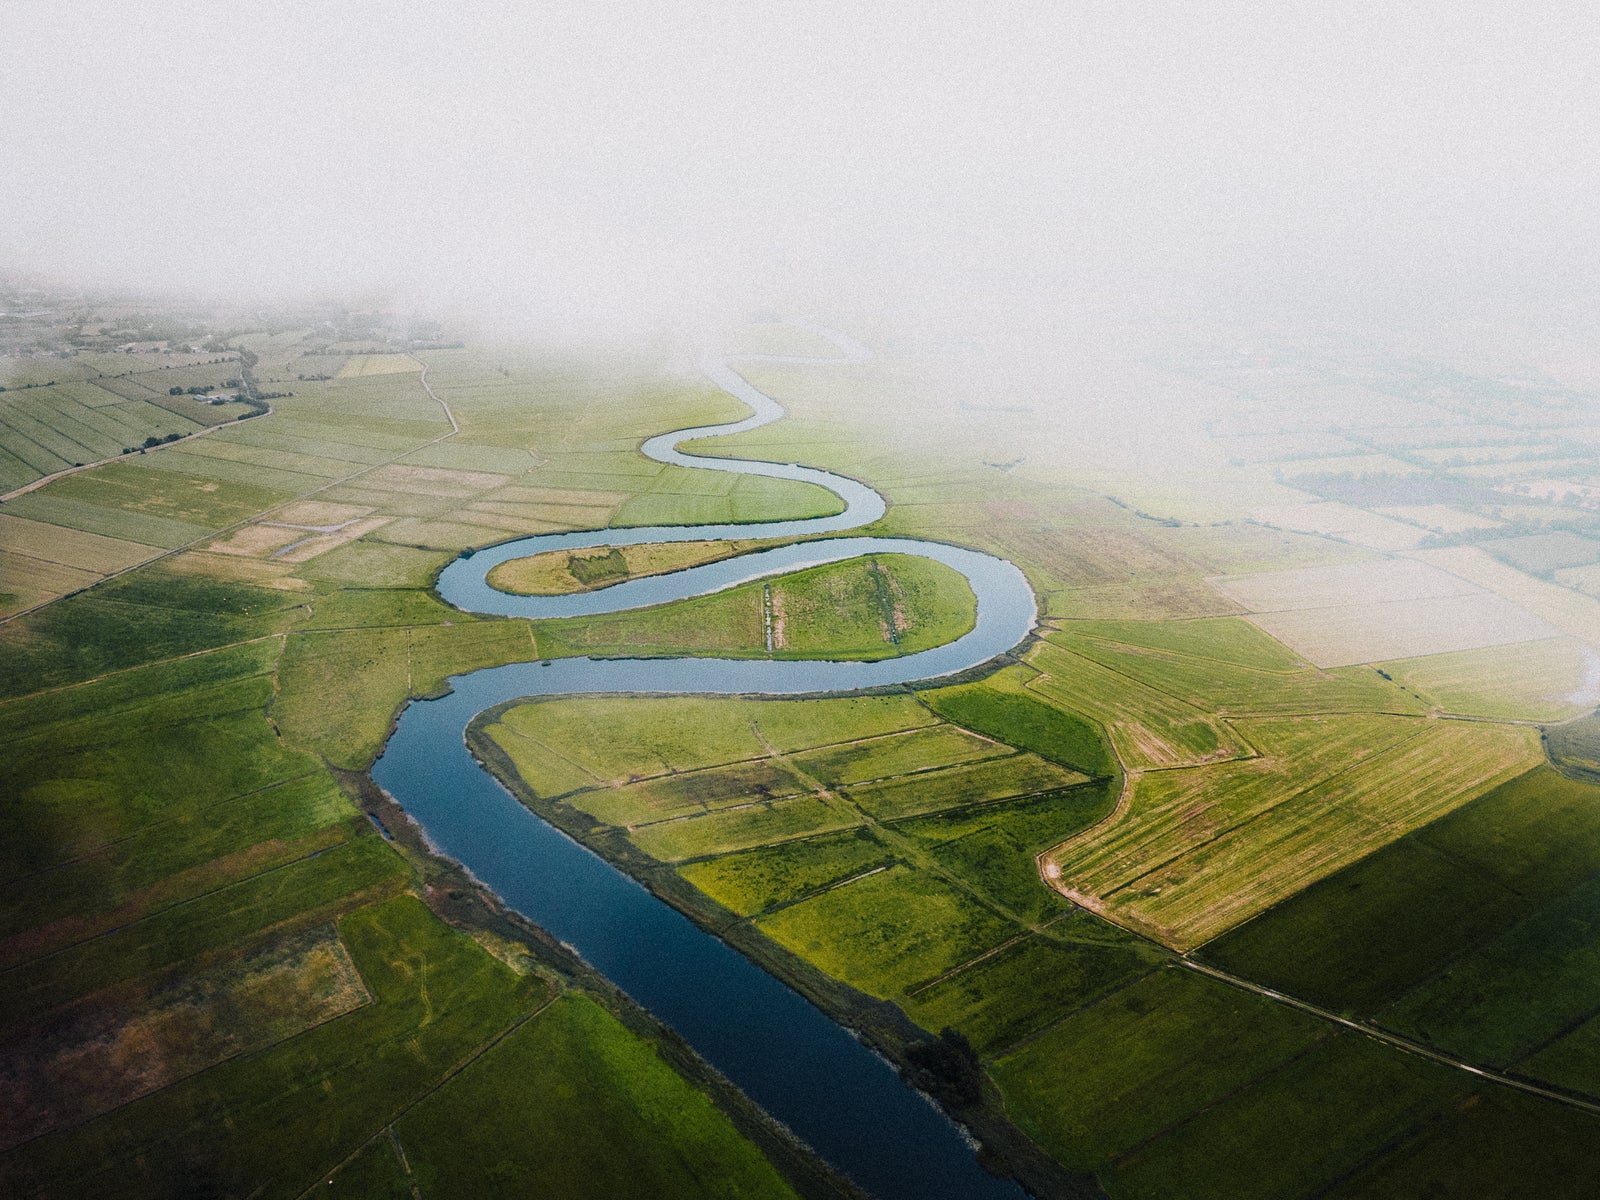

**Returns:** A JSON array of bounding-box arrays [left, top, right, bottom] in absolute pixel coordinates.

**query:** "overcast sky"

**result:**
[[4, 1, 1598, 337]]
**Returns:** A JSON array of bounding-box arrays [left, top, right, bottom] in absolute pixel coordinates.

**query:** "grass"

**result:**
[[1200, 766, 1600, 1015], [1378, 872, 1600, 1068], [1, 923, 370, 1149], [1025, 641, 1244, 769], [572, 760, 812, 826], [1049, 715, 1541, 948], [790, 723, 1010, 786], [844, 754, 1089, 820], [533, 552, 976, 661], [754, 863, 1016, 999], [392, 995, 801, 1200], [274, 628, 412, 768], [903, 920, 1157, 1054], [0, 896, 543, 1199], [989, 966, 1326, 1170], [920, 666, 1115, 775], [1328, 1089, 1600, 1199], [1048, 627, 1424, 716], [1111, 1033, 1467, 1200], [1380, 636, 1597, 721], [896, 784, 1115, 923], [631, 795, 862, 861], [677, 827, 896, 916]]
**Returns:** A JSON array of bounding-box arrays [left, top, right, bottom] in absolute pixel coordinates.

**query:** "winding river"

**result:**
[[372, 331, 1038, 1200]]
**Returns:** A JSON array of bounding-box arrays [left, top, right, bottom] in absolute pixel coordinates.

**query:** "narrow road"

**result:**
[[1179, 958, 1600, 1118]]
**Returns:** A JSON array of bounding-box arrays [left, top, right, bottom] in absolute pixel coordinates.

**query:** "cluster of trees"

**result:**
[[122, 432, 185, 454]]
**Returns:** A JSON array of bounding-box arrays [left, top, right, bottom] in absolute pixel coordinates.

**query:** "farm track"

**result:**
[[1178, 958, 1600, 1120]]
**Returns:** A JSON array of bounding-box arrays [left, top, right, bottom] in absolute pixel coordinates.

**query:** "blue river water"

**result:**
[[372, 335, 1038, 1200]]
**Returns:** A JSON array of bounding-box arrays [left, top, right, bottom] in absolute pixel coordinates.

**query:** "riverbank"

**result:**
[[334, 765, 868, 1200], [456, 710, 1103, 1200]]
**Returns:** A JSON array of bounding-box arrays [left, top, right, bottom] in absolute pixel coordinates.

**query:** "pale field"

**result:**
[[1457, 461, 1600, 482], [0, 513, 152, 573], [1213, 558, 1559, 667], [1212, 558, 1482, 611], [1245, 593, 1559, 668], [1380, 636, 1599, 721], [1375, 504, 1504, 534], [361, 463, 510, 497], [204, 524, 306, 557], [1060, 467, 1312, 524], [1556, 563, 1600, 597], [271, 517, 391, 563], [1248, 501, 1429, 552], [334, 353, 421, 377], [1408, 445, 1532, 465], [1276, 454, 1429, 478], [269, 500, 374, 527], [1497, 477, 1600, 504], [1210, 431, 1360, 462], [1413, 545, 1600, 649]]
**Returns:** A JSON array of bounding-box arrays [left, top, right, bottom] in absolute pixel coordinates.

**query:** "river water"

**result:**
[[372, 335, 1037, 1200]]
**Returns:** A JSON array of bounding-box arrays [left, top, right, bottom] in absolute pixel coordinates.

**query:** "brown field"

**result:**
[[160, 550, 310, 588], [205, 525, 307, 557], [271, 517, 391, 563], [0, 925, 368, 1150]]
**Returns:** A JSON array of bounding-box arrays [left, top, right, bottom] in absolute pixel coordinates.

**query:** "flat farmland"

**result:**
[[1024, 641, 1246, 769], [1212, 557, 1561, 666], [335, 353, 421, 377], [1380, 636, 1598, 720], [1248, 500, 1430, 551], [1046, 715, 1541, 948], [1047, 625, 1423, 716]]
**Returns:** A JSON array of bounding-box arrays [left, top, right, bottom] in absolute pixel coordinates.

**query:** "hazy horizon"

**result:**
[[6, 1, 1600, 343]]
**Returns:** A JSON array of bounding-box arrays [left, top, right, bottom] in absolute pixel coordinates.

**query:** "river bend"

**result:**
[[373, 331, 1037, 1200]]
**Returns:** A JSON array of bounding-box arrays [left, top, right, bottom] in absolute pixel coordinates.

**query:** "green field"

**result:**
[[532, 551, 977, 660], [10, 301, 1600, 1198]]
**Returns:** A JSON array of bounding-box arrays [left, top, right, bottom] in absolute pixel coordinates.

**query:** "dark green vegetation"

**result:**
[[0, 323, 884, 1200], [1203, 765, 1600, 1097], [10, 294, 1600, 1199]]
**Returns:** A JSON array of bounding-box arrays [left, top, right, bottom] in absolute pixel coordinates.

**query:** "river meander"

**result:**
[[372, 334, 1037, 1199]]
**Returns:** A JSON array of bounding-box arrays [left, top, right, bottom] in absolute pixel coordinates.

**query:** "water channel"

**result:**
[[372, 334, 1038, 1200]]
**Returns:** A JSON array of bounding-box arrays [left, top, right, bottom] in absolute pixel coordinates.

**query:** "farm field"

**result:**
[[0, 319, 885, 1200], [531, 551, 977, 660], [9, 295, 1600, 1198]]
